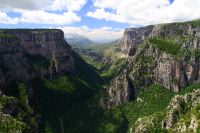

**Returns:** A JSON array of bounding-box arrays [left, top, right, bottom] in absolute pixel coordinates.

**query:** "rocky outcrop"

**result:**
[[0, 29, 75, 85], [0, 29, 75, 132], [164, 89, 200, 131], [119, 25, 154, 55], [105, 71, 131, 108], [133, 89, 200, 133], [105, 20, 200, 108]]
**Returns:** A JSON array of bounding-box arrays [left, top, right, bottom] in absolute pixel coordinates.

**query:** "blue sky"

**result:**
[[0, 0, 199, 42], [0, 0, 129, 29]]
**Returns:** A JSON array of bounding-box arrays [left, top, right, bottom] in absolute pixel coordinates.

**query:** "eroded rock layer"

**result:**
[[0, 29, 75, 85], [105, 20, 200, 108]]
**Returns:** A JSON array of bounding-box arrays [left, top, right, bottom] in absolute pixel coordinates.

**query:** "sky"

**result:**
[[0, 0, 199, 42]]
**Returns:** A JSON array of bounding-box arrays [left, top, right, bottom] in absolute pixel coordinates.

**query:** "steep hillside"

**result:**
[[65, 34, 96, 46], [0, 29, 103, 133], [133, 87, 200, 133], [0, 29, 75, 84], [74, 39, 126, 81], [105, 20, 200, 108], [1, 20, 200, 133]]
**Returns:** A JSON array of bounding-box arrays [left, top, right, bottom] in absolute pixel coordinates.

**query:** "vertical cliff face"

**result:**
[[119, 25, 154, 55], [105, 20, 200, 108], [133, 89, 200, 133], [0, 29, 75, 85], [0, 29, 75, 132], [0, 35, 28, 84]]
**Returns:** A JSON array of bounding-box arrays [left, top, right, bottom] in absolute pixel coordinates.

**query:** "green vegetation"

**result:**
[[16, 83, 39, 133], [171, 102, 200, 132], [44, 84, 175, 133], [17, 83, 28, 109], [179, 83, 200, 94], [132, 55, 155, 87], [77, 41, 126, 82], [30, 53, 103, 133], [130, 83, 200, 132], [117, 85, 175, 128], [194, 49, 200, 61], [174, 19, 200, 27], [0, 96, 26, 133], [1, 82, 40, 133], [62, 83, 200, 133], [0, 96, 17, 110], [73, 52, 103, 89], [101, 58, 126, 81], [84, 40, 119, 55], [27, 54, 51, 72], [149, 37, 184, 57], [135, 55, 153, 65], [62, 98, 128, 133], [0, 113, 26, 133], [2, 20, 200, 132], [0, 34, 17, 39], [80, 54, 104, 70]]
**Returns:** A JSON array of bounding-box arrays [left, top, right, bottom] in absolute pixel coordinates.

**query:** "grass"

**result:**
[[17, 83, 28, 109], [101, 58, 126, 82], [2, 82, 41, 133], [117, 84, 175, 128], [0, 95, 26, 133], [29, 53, 103, 133], [85, 40, 119, 55], [0, 34, 17, 39], [50, 84, 175, 133], [80, 54, 104, 70], [61, 84, 178, 133], [0, 113, 26, 133], [149, 37, 184, 57], [179, 83, 200, 94], [73, 52, 103, 89], [31, 75, 95, 133]]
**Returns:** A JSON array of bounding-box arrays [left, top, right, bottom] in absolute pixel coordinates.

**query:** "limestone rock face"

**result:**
[[165, 89, 200, 130], [105, 21, 200, 108], [0, 29, 75, 85], [119, 25, 154, 54], [105, 71, 131, 109], [133, 89, 200, 133]]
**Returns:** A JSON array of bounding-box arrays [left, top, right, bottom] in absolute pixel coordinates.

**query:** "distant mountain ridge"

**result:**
[[65, 34, 97, 46]]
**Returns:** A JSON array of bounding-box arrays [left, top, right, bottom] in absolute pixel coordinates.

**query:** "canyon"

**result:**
[[0, 20, 200, 133]]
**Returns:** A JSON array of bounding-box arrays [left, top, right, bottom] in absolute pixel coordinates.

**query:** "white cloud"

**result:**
[[0, 0, 87, 25], [19, 10, 81, 25], [0, 0, 52, 10], [61, 26, 123, 43], [87, 8, 126, 23], [0, 0, 87, 11], [0, 11, 19, 24], [49, 0, 87, 11], [87, 0, 200, 25]]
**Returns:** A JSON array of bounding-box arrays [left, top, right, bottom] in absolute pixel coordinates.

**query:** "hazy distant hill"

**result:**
[[65, 34, 97, 46]]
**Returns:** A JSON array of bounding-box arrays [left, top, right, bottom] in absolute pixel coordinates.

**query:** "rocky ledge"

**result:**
[[105, 20, 200, 108], [133, 89, 200, 133], [0, 29, 75, 85]]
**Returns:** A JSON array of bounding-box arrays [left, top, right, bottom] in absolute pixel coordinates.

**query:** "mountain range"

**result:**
[[65, 34, 97, 46], [0, 20, 200, 133]]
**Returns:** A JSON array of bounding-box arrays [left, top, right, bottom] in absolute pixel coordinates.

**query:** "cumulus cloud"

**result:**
[[0, 0, 87, 11], [19, 10, 80, 25], [87, 0, 200, 25], [49, 0, 87, 11], [0, 11, 19, 24], [61, 26, 123, 43], [0, 0, 87, 25], [0, 0, 52, 10]]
